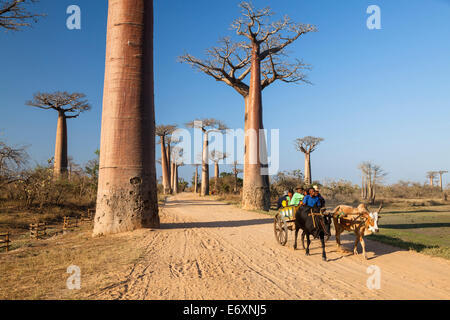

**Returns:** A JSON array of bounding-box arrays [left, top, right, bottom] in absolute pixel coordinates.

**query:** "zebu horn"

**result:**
[[377, 202, 383, 214]]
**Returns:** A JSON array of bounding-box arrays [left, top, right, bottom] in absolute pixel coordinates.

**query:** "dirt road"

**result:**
[[96, 193, 450, 300]]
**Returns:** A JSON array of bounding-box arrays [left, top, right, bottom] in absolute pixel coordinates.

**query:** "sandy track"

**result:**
[[96, 193, 450, 300]]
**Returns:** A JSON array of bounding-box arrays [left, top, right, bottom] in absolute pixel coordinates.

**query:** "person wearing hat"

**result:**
[[289, 186, 305, 207], [313, 186, 326, 208], [277, 190, 290, 210]]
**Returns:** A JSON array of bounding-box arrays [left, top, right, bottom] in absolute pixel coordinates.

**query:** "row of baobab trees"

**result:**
[[156, 122, 325, 198], [1, 0, 325, 236], [426, 170, 448, 192]]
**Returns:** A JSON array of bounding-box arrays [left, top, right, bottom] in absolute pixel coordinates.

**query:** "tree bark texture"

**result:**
[[53, 111, 68, 179], [241, 44, 270, 211], [93, 0, 159, 236]]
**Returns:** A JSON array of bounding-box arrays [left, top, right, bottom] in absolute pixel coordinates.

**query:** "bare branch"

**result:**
[[180, 1, 317, 96], [0, 0, 45, 31]]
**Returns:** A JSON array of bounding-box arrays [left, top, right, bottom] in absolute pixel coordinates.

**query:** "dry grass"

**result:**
[[0, 223, 149, 300]]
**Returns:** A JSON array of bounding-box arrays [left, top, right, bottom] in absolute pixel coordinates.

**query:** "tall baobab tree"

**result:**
[[156, 124, 177, 194], [26, 92, 91, 179], [93, 0, 159, 236], [193, 164, 200, 194], [359, 162, 387, 204], [426, 171, 438, 187], [294, 136, 324, 185], [232, 160, 243, 193], [210, 150, 227, 192], [438, 171, 448, 192], [0, 0, 44, 31], [171, 147, 183, 194], [167, 136, 181, 192], [180, 1, 316, 211], [186, 119, 227, 196]]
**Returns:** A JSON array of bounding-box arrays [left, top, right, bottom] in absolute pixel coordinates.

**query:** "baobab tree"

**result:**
[[171, 147, 184, 194], [438, 171, 448, 192], [426, 171, 438, 187], [26, 92, 91, 179], [93, 0, 159, 236], [186, 119, 227, 196], [232, 160, 243, 193], [294, 136, 324, 185], [180, 1, 316, 210], [193, 164, 200, 194], [0, 0, 44, 31], [210, 150, 227, 192], [359, 162, 387, 204], [156, 124, 177, 194]]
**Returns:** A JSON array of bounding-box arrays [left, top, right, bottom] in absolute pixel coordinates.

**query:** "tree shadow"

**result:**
[[385, 209, 447, 214], [381, 223, 450, 229], [161, 218, 273, 230], [164, 200, 231, 209], [366, 234, 440, 256]]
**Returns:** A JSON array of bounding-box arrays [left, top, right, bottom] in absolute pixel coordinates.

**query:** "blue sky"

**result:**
[[1, 0, 449, 185]]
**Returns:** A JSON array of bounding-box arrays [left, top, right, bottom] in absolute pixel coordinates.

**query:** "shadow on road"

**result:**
[[161, 218, 273, 230], [164, 200, 231, 209]]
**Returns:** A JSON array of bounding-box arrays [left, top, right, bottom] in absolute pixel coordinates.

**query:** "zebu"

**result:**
[[294, 205, 332, 261], [332, 203, 382, 259]]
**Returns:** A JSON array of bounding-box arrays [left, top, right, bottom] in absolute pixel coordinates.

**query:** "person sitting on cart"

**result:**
[[303, 188, 322, 208], [289, 186, 305, 207], [313, 186, 326, 208], [285, 189, 294, 207], [276, 191, 289, 210]]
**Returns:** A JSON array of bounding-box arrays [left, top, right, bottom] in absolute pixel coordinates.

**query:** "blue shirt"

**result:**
[[303, 195, 321, 208]]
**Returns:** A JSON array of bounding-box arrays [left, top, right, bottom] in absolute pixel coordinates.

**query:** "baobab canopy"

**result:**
[[181, 1, 317, 211]]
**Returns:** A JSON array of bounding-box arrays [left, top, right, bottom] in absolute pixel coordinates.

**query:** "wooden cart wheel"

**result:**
[[274, 214, 288, 246]]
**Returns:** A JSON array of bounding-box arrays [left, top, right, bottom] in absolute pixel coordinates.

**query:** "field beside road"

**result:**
[[368, 205, 450, 260]]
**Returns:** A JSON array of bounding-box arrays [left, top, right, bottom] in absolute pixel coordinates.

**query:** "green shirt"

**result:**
[[289, 193, 304, 206]]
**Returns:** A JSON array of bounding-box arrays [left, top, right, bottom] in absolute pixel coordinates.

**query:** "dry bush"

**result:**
[[270, 170, 304, 201], [320, 179, 360, 204], [377, 181, 444, 199]]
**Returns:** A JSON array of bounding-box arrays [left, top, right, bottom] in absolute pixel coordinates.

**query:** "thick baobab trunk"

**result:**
[[194, 165, 198, 194], [430, 177, 434, 187], [242, 44, 270, 211], [201, 132, 210, 196], [304, 152, 311, 185], [93, 0, 159, 236], [53, 111, 68, 179], [439, 174, 443, 192], [160, 137, 170, 194], [214, 162, 220, 192]]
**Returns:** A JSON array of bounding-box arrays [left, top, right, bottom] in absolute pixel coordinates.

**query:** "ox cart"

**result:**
[[273, 206, 297, 246], [274, 206, 331, 247]]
